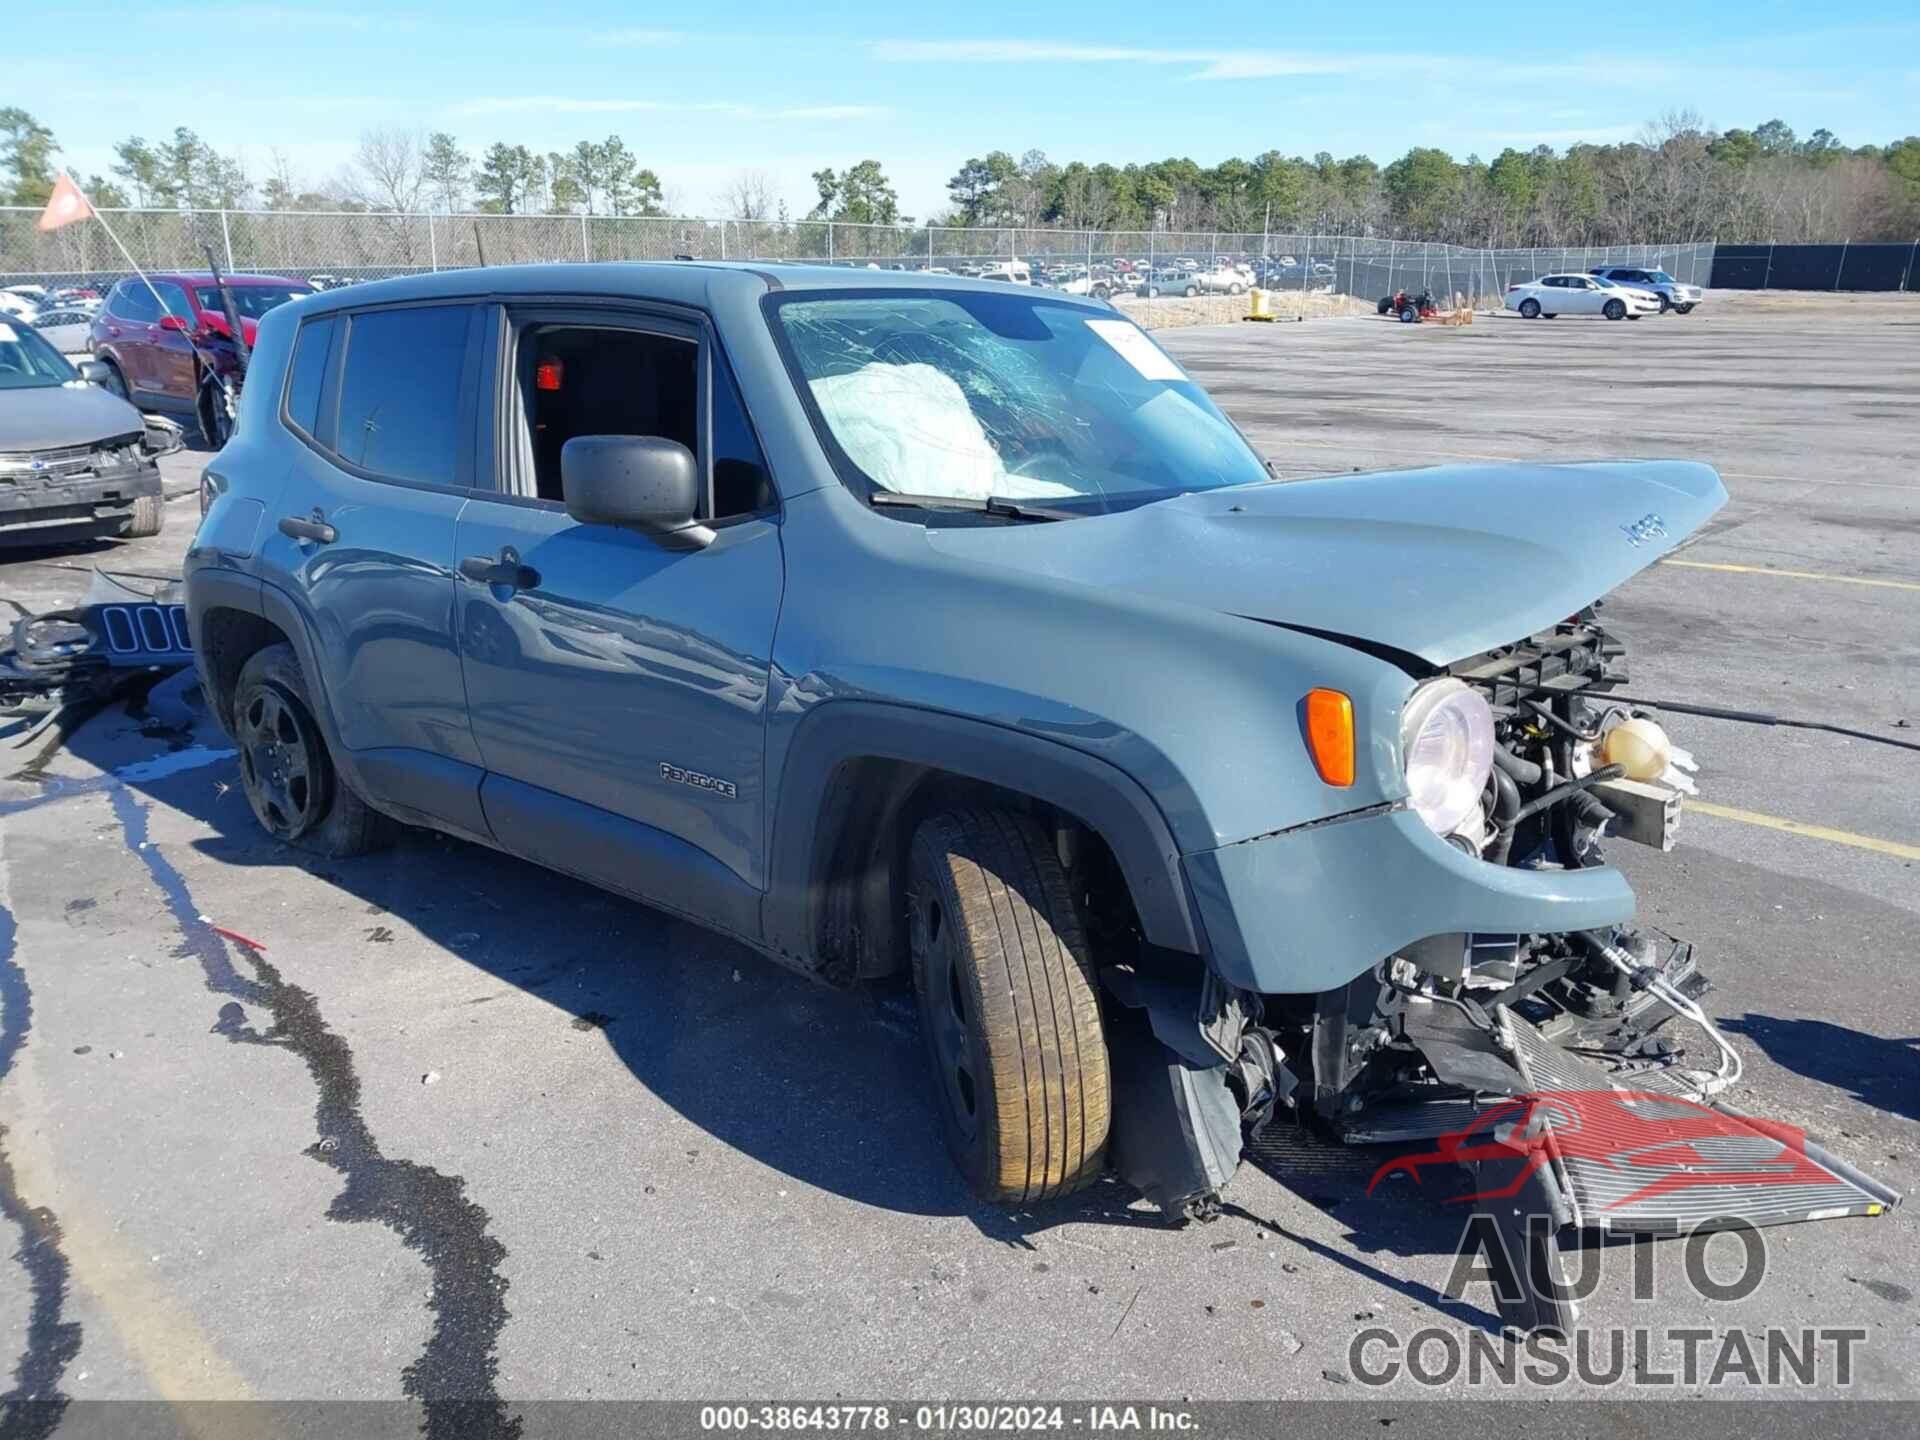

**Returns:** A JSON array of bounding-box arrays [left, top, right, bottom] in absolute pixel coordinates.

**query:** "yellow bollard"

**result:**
[[1246, 287, 1274, 321]]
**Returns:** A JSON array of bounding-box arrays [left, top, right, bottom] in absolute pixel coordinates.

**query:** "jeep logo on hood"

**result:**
[[1621, 512, 1669, 547]]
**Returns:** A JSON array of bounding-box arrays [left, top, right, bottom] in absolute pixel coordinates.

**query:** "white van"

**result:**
[[978, 261, 1031, 285]]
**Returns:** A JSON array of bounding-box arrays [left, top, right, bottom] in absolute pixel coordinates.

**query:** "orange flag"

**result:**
[[37, 173, 93, 232]]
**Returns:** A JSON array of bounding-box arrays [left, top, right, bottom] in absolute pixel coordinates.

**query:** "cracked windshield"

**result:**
[[773, 292, 1270, 513]]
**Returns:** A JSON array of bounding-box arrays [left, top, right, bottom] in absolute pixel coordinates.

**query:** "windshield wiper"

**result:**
[[868, 491, 1074, 522]]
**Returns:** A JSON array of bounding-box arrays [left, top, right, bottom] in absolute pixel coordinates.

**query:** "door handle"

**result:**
[[459, 548, 540, 592], [278, 509, 337, 544]]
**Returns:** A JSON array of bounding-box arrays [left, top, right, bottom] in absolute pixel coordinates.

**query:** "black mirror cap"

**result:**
[[561, 435, 713, 550]]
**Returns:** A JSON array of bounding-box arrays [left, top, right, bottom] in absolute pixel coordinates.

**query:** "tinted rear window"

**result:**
[[335, 305, 471, 484], [284, 316, 336, 437]]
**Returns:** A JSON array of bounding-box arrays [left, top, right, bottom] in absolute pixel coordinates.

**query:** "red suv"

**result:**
[[88, 272, 313, 446]]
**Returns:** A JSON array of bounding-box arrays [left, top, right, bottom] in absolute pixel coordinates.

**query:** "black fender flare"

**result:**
[[762, 700, 1207, 964]]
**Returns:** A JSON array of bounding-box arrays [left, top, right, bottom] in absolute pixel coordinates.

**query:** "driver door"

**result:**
[[454, 303, 784, 939]]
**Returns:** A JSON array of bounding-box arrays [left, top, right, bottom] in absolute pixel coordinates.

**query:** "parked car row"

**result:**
[[1503, 271, 1696, 320]]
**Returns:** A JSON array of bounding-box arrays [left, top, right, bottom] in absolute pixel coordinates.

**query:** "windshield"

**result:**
[[194, 285, 312, 318], [1645, 271, 1677, 284], [768, 290, 1269, 514], [0, 319, 78, 390]]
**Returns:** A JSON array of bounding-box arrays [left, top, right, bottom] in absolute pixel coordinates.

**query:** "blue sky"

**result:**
[[27, 2, 1920, 217]]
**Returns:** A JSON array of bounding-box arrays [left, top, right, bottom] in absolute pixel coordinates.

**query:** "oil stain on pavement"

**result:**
[[0, 900, 82, 1438], [108, 788, 520, 1439]]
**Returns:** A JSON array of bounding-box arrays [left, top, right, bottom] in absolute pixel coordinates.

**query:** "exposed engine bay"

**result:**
[[1098, 610, 1898, 1326]]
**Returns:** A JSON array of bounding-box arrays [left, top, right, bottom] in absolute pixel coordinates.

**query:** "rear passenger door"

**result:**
[[258, 300, 493, 840], [452, 303, 784, 938]]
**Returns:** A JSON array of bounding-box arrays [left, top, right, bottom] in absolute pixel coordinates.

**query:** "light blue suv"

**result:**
[[185, 265, 1892, 1321]]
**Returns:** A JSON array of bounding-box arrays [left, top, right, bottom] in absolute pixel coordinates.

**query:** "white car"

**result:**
[[23, 307, 94, 355], [1506, 272, 1661, 321], [0, 289, 39, 322]]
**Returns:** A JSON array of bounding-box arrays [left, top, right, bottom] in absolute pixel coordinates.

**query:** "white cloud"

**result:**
[[868, 38, 1378, 79]]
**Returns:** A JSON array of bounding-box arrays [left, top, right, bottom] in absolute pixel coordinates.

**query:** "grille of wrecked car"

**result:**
[[1444, 615, 1625, 713], [0, 436, 147, 484]]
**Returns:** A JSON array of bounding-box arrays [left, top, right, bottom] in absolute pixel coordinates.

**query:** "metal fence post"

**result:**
[[1762, 243, 1774, 291], [580, 212, 590, 262], [1834, 238, 1847, 291], [220, 208, 234, 271], [1902, 238, 1919, 293], [827, 222, 834, 262], [719, 220, 727, 261], [428, 212, 438, 272]]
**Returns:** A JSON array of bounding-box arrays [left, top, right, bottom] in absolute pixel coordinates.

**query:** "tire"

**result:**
[[907, 807, 1110, 1205], [1182, 284, 1198, 298], [1543, 312, 1557, 318], [1675, 303, 1695, 314], [1603, 298, 1626, 321], [1377, 297, 1394, 315], [118, 493, 164, 538], [1145, 286, 1160, 298], [1518, 298, 1540, 319], [1656, 293, 1672, 312], [1228, 282, 1243, 295], [1398, 305, 1420, 323], [232, 644, 390, 857], [1628, 312, 1642, 320], [97, 359, 129, 399], [198, 378, 235, 449]]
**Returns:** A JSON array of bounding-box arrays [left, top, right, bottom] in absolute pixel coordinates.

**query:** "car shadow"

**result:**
[[1722, 1013, 1920, 1124], [40, 676, 1183, 1250]]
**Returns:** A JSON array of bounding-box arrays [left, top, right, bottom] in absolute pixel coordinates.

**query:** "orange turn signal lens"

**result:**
[[1303, 689, 1355, 787]]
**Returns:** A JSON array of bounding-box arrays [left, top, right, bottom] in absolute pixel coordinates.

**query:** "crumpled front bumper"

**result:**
[[0, 461, 162, 540], [1182, 804, 1635, 994]]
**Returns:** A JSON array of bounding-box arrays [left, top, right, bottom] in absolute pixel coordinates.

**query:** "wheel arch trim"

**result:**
[[763, 699, 1208, 966]]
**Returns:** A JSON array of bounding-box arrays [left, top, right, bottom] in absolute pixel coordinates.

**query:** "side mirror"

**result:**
[[561, 435, 712, 550], [77, 359, 111, 387], [157, 313, 189, 332]]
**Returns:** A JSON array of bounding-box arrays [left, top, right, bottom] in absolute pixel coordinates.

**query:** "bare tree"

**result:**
[[719, 169, 775, 220], [350, 128, 428, 213]]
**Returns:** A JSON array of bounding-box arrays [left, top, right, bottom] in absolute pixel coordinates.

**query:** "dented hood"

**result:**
[[925, 459, 1728, 667]]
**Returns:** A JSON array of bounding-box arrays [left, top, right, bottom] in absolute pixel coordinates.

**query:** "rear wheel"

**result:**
[[1518, 298, 1540, 319], [1228, 282, 1244, 295], [1377, 296, 1394, 315], [1675, 303, 1695, 314], [907, 807, 1110, 1204], [233, 644, 390, 857], [1603, 298, 1626, 321], [1182, 284, 1198, 297], [118, 493, 164, 538], [1656, 293, 1672, 312]]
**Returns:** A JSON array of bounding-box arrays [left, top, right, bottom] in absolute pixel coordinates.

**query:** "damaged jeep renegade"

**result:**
[[186, 266, 1897, 1320]]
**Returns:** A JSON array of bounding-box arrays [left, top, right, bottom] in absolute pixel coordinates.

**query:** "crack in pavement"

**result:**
[[108, 787, 520, 1438], [0, 890, 82, 1440]]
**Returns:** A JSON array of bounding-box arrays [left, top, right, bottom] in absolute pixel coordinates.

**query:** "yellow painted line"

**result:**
[[1690, 800, 1920, 861], [1660, 558, 1920, 592]]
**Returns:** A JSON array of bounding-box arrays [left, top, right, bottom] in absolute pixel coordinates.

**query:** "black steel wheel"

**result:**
[[231, 644, 389, 855]]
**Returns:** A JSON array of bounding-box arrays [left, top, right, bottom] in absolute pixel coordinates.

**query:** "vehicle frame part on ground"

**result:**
[[184, 264, 1899, 1322]]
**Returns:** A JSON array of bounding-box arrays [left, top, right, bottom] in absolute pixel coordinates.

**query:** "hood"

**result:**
[[923, 459, 1728, 667], [199, 312, 260, 345], [0, 382, 147, 452]]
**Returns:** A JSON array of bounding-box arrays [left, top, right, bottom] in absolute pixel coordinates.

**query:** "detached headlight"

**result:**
[[1400, 678, 1495, 837]]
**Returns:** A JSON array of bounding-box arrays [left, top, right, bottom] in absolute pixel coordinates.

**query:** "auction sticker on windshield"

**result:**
[[1084, 319, 1185, 381]]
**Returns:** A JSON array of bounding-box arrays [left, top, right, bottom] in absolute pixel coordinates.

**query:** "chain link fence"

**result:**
[[0, 205, 1716, 308]]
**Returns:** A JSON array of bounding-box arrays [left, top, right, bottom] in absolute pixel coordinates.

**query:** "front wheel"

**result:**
[[199, 378, 235, 449], [908, 807, 1110, 1204], [118, 493, 164, 539], [1182, 284, 1198, 298], [233, 645, 390, 857], [1675, 303, 1695, 314], [1228, 282, 1244, 295], [1603, 298, 1626, 321], [1399, 305, 1420, 323], [1518, 298, 1540, 319]]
